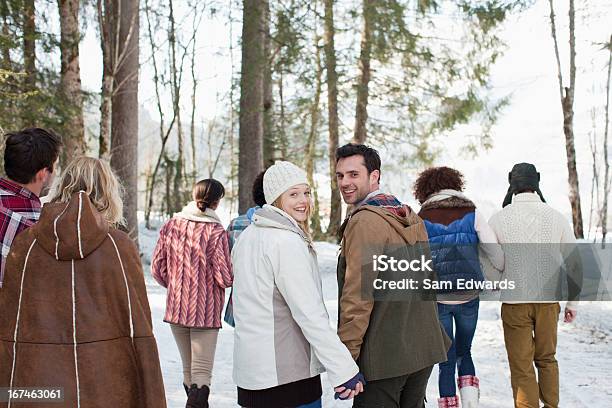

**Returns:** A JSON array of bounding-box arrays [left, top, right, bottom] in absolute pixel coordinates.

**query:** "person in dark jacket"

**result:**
[[414, 166, 504, 408]]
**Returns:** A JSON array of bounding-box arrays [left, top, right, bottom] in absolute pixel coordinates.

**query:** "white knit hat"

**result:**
[[264, 161, 309, 204]]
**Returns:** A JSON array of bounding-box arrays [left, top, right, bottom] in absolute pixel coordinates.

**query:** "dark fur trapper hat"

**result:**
[[502, 163, 546, 208]]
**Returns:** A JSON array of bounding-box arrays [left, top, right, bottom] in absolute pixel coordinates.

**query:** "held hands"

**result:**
[[564, 307, 577, 323], [334, 372, 366, 400]]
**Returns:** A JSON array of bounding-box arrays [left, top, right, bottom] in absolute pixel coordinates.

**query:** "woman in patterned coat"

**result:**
[[151, 178, 233, 408]]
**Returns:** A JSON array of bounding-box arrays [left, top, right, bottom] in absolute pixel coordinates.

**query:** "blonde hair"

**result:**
[[49, 156, 125, 226], [273, 191, 312, 240]]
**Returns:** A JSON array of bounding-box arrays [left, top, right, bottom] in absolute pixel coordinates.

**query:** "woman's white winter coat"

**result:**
[[231, 205, 358, 390]]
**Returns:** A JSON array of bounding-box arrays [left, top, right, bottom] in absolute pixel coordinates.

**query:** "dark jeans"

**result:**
[[353, 365, 433, 408], [437, 298, 479, 398], [297, 399, 321, 408], [242, 400, 320, 408]]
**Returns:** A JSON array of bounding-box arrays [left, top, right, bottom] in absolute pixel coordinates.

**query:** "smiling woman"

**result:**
[[273, 184, 312, 237], [231, 160, 365, 408]]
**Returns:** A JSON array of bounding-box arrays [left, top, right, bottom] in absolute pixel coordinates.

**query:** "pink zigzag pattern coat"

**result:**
[[151, 217, 233, 328]]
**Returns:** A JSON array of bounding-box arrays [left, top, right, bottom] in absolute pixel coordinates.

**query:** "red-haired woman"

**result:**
[[414, 167, 504, 408]]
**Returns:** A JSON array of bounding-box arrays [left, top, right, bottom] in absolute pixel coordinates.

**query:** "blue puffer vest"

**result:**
[[422, 211, 484, 293]]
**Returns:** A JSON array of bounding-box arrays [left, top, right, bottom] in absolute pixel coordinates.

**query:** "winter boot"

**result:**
[[186, 384, 210, 408], [437, 395, 460, 407], [458, 375, 480, 408]]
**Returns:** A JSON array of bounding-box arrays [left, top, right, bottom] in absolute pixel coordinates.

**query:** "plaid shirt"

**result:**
[[227, 206, 259, 250], [227, 214, 251, 250], [0, 177, 41, 287], [363, 192, 409, 218], [224, 206, 259, 327]]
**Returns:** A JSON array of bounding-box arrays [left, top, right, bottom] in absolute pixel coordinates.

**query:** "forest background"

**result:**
[[0, 0, 610, 245]]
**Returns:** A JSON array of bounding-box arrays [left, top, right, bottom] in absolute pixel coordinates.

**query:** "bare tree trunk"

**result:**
[[99, 74, 113, 158], [190, 20, 198, 182], [143, 0, 178, 227], [278, 70, 288, 159], [1, 4, 16, 131], [186, 2, 205, 184], [548, 0, 584, 238], [143, 162, 152, 226], [110, 0, 140, 243], [168, 0, 186, 214], [173, 117, 185, 212], [97, 0, 113, 159], [262, 0, 275, 166], [238, 0, 265, 213], [588, 113, 598, 240], [353, 0, 373, 144], [588, 105, 601, 241], [228, 0, 238, 215], [0, 3, 11, 69], [59, 0, 85, 161], [164, 154, 173, 216], [206, 118, 227, 178], [324, 0, 342, 238], [206, 119, 216, 176], [21, 0, 36, 127], [306, 32, 323, 239], [23, 0, 36, 93], [601, 34, 612, 245]]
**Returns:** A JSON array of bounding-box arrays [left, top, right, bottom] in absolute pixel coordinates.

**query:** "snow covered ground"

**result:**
[[140, 227, 612, 407]]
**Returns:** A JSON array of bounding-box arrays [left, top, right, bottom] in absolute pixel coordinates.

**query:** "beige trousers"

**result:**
[[501, 303, 560, 408], [170, 324, 219, 387]]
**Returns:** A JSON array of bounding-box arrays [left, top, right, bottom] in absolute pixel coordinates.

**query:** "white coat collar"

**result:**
[[174, 202, 222, 224]]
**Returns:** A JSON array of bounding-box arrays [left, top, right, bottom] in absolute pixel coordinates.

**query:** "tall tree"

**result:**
[[0, 2, 12, 70], [97, 0, 113, 158], [58, 0, 85, 160], [600, 34, 612, 244], [587, 106, 599, 240], [306, 3, 323, 239], [323, 0, 342, 237], [228, 0, 238, 214], [262, 0, 275, 165], [110, 0, 140, 241], [23, 0, 35, 92], [188, 2, 205, 183], [548, 0, 584, 238], [143, 0, 179, 227], [353, 0, 374, 144], [168, 0, 187, 214], [238, 0, 265, 213], [0, 1, 19, 131]]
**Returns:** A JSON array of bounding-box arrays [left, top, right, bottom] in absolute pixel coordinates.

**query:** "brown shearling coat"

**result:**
[[0, 192, 166, 407]]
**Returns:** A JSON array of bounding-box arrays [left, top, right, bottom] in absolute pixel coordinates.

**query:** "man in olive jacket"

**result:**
[[335, 143, 450, 408]]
